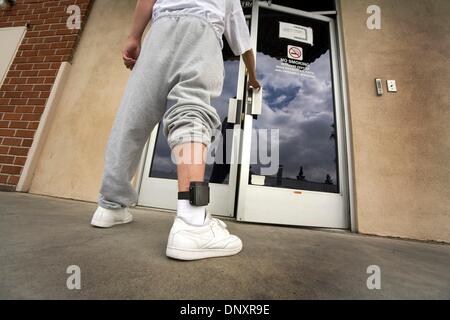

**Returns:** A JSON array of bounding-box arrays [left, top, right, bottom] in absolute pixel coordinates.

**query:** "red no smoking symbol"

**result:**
[[289, 47, 302, 59]]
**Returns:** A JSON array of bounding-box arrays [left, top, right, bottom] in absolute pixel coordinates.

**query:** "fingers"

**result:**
[[248, 82, 261, 91], [122, 54, 136, 70], [124, 61, 135, 70]]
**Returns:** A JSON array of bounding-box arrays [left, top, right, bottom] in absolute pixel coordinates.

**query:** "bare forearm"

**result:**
[[128, 0, 155, 40], [242, 49, 257, 79]]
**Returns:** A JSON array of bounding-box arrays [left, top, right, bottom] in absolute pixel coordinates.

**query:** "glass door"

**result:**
[[137, 34, 249, 217], [236, 2, 349, 228]]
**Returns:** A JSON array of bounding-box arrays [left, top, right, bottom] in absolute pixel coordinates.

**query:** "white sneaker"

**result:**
[[90, 206, 133, 228], [166, 213, 243, 260]]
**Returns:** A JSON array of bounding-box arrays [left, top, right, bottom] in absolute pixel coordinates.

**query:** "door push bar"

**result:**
[[227, 98, 243, 125], [247, 86, 263, 116], [227, 86, 263, 124]]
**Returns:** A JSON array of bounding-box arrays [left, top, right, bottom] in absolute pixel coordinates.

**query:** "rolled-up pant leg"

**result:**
[[163, 85, 222, 150], [98, 26, 168, 209], [161, 15, 224, 151]]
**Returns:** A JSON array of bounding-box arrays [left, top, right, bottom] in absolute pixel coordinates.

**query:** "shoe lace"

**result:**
[[205, 209, 228, 229], [208, 214, 227, 229]]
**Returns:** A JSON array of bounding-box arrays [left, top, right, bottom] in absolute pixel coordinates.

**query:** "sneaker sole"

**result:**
[[166, 243, 243, 261], [91, 215, 133, 228]]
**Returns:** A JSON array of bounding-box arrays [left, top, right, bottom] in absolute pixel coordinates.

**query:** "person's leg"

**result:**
[[162, 15, 242, 260], [162, 52, 222, 226], [96, 21, 170, 211], [173, 142, 208, 226], [160, 15, 224, 226], [91, 52, 168, 226], [97, 73, 167, 210], [174, 142, 206, 192]]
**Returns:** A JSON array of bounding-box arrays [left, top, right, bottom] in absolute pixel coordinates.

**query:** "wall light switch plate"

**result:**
[[387, 80, 397, 92], [375, 79, 383, 96]]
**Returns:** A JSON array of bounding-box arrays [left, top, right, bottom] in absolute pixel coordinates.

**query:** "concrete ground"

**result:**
[[0, 191, 449, 300]]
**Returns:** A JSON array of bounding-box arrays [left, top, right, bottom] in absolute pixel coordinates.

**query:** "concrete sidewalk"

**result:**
[[0, 191, 449, 300]]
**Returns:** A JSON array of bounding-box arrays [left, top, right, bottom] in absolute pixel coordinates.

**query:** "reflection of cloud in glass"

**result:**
[[253, 50, 338, 185]]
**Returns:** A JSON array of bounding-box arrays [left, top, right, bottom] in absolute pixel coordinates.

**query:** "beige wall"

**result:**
[[29, 0, 137, 202], [340, 0, 450, 242]]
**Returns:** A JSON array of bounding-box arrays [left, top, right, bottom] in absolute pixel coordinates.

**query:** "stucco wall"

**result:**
[[340, 0, 450, 242], [29, 0, 137, 202]]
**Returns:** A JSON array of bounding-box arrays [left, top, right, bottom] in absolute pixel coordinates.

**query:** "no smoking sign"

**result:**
[[287, 45, 303, 61]]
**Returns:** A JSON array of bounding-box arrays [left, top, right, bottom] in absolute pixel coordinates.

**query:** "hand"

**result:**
[[247, 76, 261, 91], [122, 37, 141, 70]]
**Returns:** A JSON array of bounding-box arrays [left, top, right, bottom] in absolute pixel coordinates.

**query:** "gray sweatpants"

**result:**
[[98, 13, 224, 209]]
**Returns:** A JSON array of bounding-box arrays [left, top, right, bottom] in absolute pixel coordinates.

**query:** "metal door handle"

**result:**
[[247, 87, 263, 116], [227, 98, 243, 125]]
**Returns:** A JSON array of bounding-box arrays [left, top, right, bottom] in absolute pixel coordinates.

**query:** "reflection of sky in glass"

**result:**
[[251, 50, 339, 190], [149, 59, 240, 183]]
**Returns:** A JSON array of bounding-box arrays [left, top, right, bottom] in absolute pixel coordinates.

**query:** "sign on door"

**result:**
[[287, 45, 303, 61]]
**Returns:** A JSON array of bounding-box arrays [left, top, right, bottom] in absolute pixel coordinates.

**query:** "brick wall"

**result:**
[[0, 0, 94, 191]]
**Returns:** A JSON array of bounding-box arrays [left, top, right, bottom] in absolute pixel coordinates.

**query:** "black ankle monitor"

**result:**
[[178, 181, 210, 206]]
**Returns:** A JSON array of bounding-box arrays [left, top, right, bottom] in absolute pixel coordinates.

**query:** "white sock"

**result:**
[[176, 200, 206, 226]]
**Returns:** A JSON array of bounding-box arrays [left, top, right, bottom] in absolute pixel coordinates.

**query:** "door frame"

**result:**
[[335, 0, 357, 232], [235, 1, 352, 229]]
